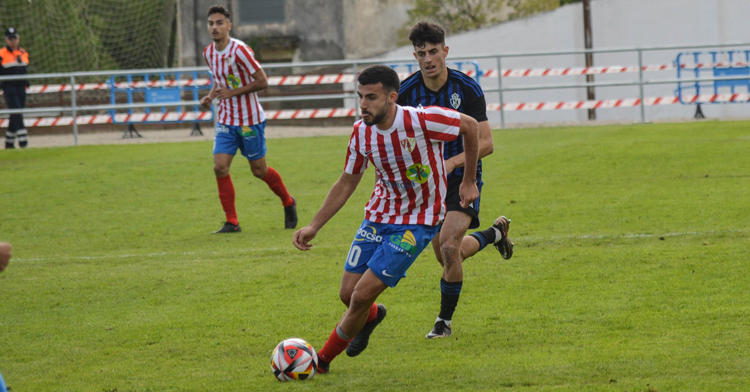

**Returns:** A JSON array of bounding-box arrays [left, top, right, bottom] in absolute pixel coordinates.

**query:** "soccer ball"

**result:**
[[271, 338, 318, 381]]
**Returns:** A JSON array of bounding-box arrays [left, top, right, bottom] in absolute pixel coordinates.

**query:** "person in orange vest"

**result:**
[[1, 27, 30, 149]]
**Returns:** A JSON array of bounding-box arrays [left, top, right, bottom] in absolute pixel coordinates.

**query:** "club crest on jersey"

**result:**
[[450, 93, 461, 109], [400, 137, 416, 153]]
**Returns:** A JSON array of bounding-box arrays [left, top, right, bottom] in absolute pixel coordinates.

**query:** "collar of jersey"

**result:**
[[373, 106, 403, 133], [420, 68, 455, 95], [213, 39, 234, 55]]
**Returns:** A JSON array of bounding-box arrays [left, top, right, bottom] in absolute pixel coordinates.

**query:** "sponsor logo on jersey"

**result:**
[[450, 93, 461, 109], [406, 163, 431, 184], [227, 74, 241, 89], [355, 225, 383, 243], [216, 124, 231, 134], [388, 230, 418, 255], [383, 179, 417, 190]]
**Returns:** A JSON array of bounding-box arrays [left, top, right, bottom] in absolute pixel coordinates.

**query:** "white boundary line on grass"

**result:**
[[13, 228, 746, 263], [522, 228, 747, 242]]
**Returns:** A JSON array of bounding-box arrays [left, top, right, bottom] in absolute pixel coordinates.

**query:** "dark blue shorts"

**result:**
[[213, 121, 267, 161], [344, 220, 440, 287], [444, 173, 483, 229]]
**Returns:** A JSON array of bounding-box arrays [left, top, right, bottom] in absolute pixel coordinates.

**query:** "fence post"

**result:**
[[637, 49, 646, 124], [70, 75, 79, 146], [352, 62, 359, 121], [496, 55, 506, 129]]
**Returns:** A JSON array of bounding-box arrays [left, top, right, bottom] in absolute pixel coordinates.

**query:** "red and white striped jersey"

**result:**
[[344, 105, 461, 226], [203, 38, 266, 126]]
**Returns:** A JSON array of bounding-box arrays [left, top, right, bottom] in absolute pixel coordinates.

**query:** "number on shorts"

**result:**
[[346, 245, 362, 267]]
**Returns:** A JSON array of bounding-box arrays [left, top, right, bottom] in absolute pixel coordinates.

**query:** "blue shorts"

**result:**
[[344, 220, 440, 287], [213, 121, 267, 161]]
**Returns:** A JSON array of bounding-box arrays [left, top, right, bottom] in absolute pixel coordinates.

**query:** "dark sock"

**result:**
[[438, 279, 463, 321], [469, 226, 498, 252]]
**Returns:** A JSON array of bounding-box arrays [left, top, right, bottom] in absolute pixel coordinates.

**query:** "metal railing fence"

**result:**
[[1, 41, 749, 146]]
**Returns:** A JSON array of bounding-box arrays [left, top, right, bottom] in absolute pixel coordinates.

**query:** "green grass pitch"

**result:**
[[0, 120, 748, 391]]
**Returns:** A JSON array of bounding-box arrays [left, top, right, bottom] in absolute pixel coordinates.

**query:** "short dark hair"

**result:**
[[207, 5, 231, 19], [357, 65, 401, 93], [408, 21, 446, 48]]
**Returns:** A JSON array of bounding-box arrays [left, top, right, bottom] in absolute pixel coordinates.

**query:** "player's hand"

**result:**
[[0, 242, 12, 272], [200, 95, 213, 108], [293, 226, 318, 251], [458, 180, 479, 209], [214, 87, 234, 100]]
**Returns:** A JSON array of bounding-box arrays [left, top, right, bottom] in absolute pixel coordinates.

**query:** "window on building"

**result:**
[[238, 0, 285, 24]]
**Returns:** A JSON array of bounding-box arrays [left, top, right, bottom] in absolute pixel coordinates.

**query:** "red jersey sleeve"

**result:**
[[344, 123, 368, 175], [419, 106, 461, 143]]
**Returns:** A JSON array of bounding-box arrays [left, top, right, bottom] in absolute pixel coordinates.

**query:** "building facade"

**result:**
[[178, 0, 414, 66]]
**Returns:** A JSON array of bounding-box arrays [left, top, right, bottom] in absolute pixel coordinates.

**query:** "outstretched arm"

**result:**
[[293, 172, 365, 251]]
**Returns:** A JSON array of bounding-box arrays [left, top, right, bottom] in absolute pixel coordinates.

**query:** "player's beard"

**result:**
[[362, 101, 388, 126]]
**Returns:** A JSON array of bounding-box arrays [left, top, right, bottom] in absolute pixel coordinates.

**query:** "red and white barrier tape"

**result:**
[[8, 61, 748, 96], [5, 93, 747, 128], [473, 62, 749, 78], [488, 93, 749, 111], [1, 111, 213, 128], [17, 79, 213, 95]]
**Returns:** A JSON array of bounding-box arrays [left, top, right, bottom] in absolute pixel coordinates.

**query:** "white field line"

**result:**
[[13, 229, 747, 263], [520, 228, 747, 242]]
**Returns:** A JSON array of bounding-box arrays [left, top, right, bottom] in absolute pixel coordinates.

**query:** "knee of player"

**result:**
[[348, 290, 374, 311], [339, 289, 352, 307], [439, 240, 461, 263], [251, 167, 267, 178], [213, 164, 229, 177]]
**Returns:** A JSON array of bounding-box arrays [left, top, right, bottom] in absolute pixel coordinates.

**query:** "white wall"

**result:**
[[382, 0, 750, 126]]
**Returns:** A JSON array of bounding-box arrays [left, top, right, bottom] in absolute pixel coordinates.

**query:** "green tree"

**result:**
[[508, 0, 581, 20], [0, 0, 175, 73], [398, 0, 505, 45]]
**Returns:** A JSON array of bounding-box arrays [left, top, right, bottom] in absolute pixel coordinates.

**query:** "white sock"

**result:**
[[492, 227, 503, 244], [435, 317, 451, 326]]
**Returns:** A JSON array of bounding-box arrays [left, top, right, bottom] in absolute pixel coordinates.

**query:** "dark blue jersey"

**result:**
[[397, 68, 487, 179]]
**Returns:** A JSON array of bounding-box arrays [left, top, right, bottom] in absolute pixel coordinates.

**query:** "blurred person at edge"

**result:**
[[0, 27, 30, 149], [0, 241, 12, 392]]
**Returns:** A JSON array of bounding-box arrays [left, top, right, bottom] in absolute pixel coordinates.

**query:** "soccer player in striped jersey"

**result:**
[[293, 65, 480, 373], [200, 5, 297, 234], [397, 22, 514, 339]]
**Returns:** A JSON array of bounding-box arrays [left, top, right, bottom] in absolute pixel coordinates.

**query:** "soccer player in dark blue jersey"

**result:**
[[397, 21, 514, 339]]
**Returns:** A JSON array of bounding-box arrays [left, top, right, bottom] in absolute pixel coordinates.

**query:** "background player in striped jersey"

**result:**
[[293, 65, 480, 373], [397, 21, 514, 339], [199, 5, 297, 234]]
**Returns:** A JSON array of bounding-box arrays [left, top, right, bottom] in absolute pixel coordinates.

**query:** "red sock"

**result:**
[[216, 175, 239, 225], [366, 302, 378, 323], [317, 325, 352, 363], [262, 167, 294, 207]]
